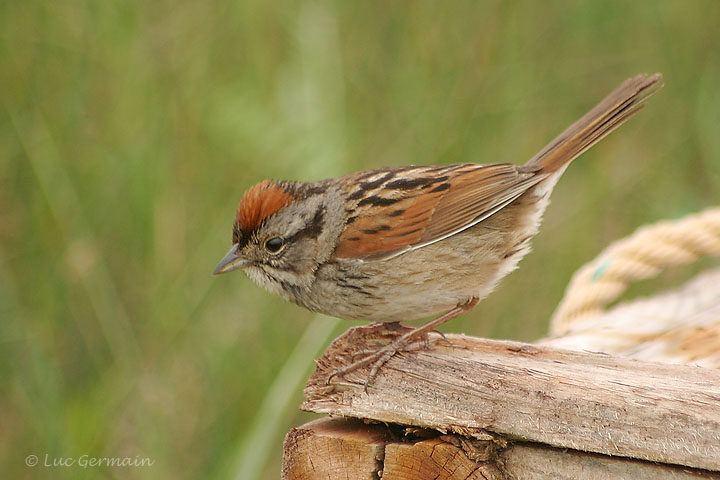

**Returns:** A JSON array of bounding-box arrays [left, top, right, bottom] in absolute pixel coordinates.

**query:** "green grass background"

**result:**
[[2, 1, 719, 478]]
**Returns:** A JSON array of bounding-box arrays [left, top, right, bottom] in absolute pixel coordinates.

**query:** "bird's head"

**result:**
[[213, 180, 344, 295]]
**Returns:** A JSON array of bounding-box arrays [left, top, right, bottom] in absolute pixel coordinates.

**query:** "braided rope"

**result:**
[[550, 207, 720, 336]]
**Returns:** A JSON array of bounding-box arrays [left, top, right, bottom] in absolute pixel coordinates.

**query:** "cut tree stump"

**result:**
[[283, 323, 720, 479]]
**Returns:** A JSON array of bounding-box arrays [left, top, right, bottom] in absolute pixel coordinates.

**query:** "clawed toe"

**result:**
[[325, 348, 385, 386], [429, 329, 453, 346]]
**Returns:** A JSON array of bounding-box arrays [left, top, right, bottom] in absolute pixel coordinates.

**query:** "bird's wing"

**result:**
[[333, 163, 545, 260]]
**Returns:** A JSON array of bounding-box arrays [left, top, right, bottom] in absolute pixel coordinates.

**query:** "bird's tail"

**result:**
[[525, 73, 662, 174]]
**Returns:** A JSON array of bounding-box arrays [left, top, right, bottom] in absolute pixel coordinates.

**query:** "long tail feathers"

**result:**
[[525, 73, 663, 173]]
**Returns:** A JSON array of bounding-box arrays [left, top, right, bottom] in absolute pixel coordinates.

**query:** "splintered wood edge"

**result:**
[[282, 417, 720, 480], [302, 326, 720, 472]]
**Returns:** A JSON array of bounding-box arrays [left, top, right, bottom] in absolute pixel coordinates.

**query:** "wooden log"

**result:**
[[282, 417, 388, 480], [302, 324, 720, 472], [381, 436, 502, 480], [501, 443, 720, 480], [283, 417, 720, 479], [282, 417, 503, 480]]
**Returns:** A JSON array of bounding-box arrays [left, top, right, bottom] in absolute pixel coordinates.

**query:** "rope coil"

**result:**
[[550, 207, 720, 336]]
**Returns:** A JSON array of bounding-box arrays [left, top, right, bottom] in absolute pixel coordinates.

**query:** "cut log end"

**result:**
[[282, 417, 388, 480], [282, 417, 503, 480]]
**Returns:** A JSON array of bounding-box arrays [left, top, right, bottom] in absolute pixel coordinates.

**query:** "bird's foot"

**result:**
[[325, 300, 478, 392], [327, 326, 453, 392]]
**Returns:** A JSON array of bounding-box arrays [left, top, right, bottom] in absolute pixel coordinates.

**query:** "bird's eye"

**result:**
[[264, 236, 285, 253]]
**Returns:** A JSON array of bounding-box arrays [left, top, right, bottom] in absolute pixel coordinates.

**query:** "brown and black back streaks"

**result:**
[[333, 163, 544, 259], [356, 196, 399, 208], [348, 165, 460, 197], [384, 176, 446, 190], [341, 165, 457, 226]]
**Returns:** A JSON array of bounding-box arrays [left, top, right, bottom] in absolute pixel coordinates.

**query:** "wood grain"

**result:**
[[502, 443, 720, 480], [282, 417, 503, 480], [302, 324, 720, 472], [282, 417, 388, 480], [282, 417, 720, 479]]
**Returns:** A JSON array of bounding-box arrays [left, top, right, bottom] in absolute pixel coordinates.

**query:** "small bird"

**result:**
[[214, 74, 662, 386]]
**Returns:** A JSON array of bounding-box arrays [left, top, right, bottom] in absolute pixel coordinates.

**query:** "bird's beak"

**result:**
[[213, 244, 251, 275]]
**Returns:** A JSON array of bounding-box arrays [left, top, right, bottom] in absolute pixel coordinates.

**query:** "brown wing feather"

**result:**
[[419, 164, 542, 242], [334, 164, 544, 260], [333, 171, 446, 258]]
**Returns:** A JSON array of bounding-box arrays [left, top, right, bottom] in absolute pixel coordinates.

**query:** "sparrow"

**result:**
[[214, 73, 662, 387]]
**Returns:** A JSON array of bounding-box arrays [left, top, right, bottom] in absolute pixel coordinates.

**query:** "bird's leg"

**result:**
[[327, 298, 479, 391]]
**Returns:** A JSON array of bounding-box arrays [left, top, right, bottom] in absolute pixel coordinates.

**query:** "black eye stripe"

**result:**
[[285, 206, 325, 244]]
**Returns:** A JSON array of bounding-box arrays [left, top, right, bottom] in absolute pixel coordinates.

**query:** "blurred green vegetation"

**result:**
[[1, 1, 719, 478]]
